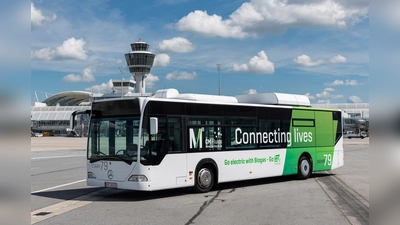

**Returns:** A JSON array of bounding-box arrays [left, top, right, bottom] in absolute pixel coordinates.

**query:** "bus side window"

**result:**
[[168, 117, 182, 152]]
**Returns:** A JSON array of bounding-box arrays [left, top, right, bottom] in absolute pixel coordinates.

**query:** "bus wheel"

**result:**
[[193, 165, 214, 193], [297, 156, 311, 180]]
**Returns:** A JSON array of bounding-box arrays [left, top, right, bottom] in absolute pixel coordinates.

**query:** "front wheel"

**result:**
[[296, 156, 311, 180], [193, 165, 214, 193]]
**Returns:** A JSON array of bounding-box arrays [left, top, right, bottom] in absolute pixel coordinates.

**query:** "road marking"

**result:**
[[315, 172, 369, 225], [31, 155, 85, 160], [62, 161, 80, 165], [31, 179, 86, 194], [31, 188, 123, 224]]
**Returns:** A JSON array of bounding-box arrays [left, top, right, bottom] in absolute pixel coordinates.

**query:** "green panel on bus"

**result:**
[[290, 109, 315, 148], [313, 147, 335, 171], [313, 111, 336, 171], [283, 109, 316, 175], [282, 147, 315, 175], [315, 111, 334, 147], [291, 109, 314, 119]]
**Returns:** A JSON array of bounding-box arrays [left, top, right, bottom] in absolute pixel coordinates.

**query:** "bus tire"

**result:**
[[193, 165, 214, 193], [297, 156, 311, 180]]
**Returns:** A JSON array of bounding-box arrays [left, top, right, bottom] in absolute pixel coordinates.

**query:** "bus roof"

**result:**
[[235, 92, 310, 107], [153, 88, 310, 107]]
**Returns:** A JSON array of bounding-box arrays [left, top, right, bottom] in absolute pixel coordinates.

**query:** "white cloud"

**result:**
[[347, 95, 363, 103], [316, 90, 343, 99], [330, 55, 347, 63], [31, 3, 56, 27], [63, 66, 95, 82], [175, 0, 368, 38], [31, 37, 88, 61], [232, 51, 274, 74], [175, 10, 247, 39], [158, 37, 195, 53], [304, 93, 315, 100], [246, 89, 258, 94], [324, 87, 335, 92], [145, 74, 160, 88], [153, 53, 171, 67], [85, 80, 113, 93], [166, 71, 197, 80], [325, 79, 362, 86], [345, 79, 361, 86], [332, 94, 344, 99], [318, 99, 331, 104], [325, 79, 344, 86], [316, 91, 330, 98], [294, 55, 324, 67]]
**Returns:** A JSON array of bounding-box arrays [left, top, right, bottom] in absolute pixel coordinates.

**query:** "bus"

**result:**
[[71, 89, 343, 193]]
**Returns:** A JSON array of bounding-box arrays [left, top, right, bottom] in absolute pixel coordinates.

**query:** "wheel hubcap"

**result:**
[[300, 160, 309, 176], [198, 168, 211, 188]]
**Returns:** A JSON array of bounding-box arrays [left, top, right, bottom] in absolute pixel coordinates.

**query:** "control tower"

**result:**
[[125, 39, 155, 94]]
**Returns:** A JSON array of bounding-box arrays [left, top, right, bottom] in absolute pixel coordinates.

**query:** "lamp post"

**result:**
[[119, 65, 124, 98], [217, 64, 221, 95]]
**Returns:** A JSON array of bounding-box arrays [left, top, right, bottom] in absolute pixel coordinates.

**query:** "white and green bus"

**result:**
[[71, 89, 343, 193]]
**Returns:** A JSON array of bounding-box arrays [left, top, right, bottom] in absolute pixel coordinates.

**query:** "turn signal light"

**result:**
[[128, 175, 148, 182]]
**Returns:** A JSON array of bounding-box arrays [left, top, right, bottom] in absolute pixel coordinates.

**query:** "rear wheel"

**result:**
[[193, 165, 214, 193], [297, 156, 311, 180]]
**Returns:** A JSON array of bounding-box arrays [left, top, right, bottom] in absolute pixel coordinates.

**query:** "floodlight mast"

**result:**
[[119, 65, 124, 98], [125, 39, 155, 94], [217, 64, 221, 95]]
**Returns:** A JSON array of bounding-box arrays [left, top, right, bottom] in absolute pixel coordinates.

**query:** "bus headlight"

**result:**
[[128, 175, 148, 182], [88, 172, 96, 179]]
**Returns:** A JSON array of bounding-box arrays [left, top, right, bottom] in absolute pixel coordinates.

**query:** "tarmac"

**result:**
[[31, 136, 88, 151]]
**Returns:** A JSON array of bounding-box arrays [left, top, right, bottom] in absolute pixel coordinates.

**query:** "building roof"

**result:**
[[31, 105, 91, 121], [42, 91, 92, 106]]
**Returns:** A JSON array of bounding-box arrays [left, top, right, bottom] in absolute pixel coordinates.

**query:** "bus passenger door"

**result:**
[[152, 116, 187, 188]]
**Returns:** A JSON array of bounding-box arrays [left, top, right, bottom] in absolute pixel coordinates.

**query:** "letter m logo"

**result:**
[[189, 128, 202, 149]]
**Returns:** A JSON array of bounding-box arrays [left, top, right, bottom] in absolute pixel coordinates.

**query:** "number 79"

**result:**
[[323, 154, 332, 166]]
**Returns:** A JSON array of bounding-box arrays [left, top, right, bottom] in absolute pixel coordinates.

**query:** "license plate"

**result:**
[[105, 182, 117, 188]]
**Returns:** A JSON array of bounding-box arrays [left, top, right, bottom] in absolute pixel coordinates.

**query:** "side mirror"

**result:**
[[150, 117, 158, 135], [70, 110, 91, 130], [70, 113, 77, 130]]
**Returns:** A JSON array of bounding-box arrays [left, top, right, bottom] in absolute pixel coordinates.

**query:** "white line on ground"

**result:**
[[62, 161, 80, 165], [31, 179, 86, 194], [31, 155, 85, 160], [31, 188, 121, 225]]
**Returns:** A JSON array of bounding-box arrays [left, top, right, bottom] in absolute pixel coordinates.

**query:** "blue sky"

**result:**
[[31, 0, 369, 104]]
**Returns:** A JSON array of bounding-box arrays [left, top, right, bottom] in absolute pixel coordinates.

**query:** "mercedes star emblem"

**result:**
[[107, 170, 114, 180]]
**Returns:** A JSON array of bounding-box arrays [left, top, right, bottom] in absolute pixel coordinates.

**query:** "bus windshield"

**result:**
[[88, 116, 141, 164]]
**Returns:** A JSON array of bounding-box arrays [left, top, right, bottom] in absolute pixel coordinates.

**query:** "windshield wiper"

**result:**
[[89, 155, 133, 165]]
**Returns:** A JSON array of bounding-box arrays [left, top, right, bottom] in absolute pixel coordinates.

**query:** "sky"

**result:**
[[31, 0, 369, 104]]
